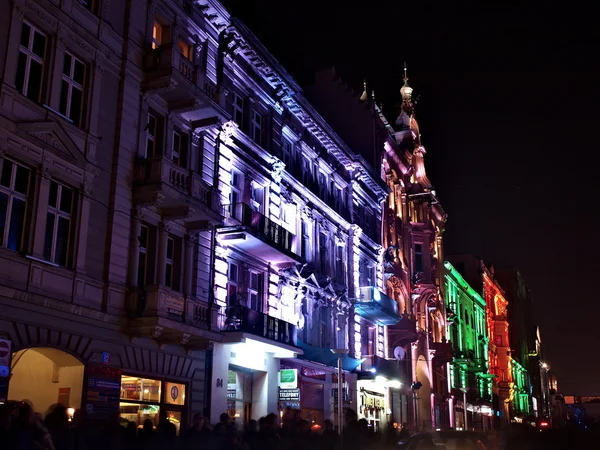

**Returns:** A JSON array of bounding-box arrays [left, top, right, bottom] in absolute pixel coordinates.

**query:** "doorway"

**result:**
[[9, 348, 84, 417]]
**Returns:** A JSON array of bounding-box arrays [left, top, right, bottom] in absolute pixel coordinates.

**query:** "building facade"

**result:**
[[0, 0, 220, 430], [444, 261, 492, 430], [0, 0, 399, 432], [304, 69, 451, 431], [495, 268, 538, 418]]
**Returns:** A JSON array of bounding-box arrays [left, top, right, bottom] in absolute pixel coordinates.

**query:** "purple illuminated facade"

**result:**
[[305, 69, 450, 431], [0, 0, 397, 430]]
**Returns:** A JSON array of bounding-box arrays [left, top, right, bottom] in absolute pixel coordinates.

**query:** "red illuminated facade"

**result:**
[[483, 267, 513, 423]]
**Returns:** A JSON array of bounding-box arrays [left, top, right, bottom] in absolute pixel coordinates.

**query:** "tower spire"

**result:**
[[360, 79, 368, 101], [400, 61, 413, 100]]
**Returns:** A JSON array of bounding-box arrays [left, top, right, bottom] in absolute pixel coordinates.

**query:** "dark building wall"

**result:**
[[303, 69, 380, 169], [446, 254, 484, 296]]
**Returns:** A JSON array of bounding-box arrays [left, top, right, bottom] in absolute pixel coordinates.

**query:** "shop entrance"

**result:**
[[227, 366, 255, 429], [9, 348, 84, 416]]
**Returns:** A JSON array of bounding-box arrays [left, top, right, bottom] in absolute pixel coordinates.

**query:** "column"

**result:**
[[157, 221, 170, 286], [183, 232, 196, 296], [87, 59, 104, 136], [31, 168, 52, 259], [128, 207, 143, 287]]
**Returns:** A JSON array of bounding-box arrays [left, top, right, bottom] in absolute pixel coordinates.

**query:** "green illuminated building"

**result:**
[[444, 261, 491, 426], [511, 357, 530, 416]]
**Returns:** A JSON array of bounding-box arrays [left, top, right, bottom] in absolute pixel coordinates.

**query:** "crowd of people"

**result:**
[[0, 401, 409, 450]]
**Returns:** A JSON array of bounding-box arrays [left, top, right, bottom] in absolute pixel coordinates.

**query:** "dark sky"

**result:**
[[221, 0, 600, 393]]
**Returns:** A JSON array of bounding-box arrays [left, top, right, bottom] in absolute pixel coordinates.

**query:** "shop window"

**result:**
[[59, 52, 86, 127], [0, 159, 31, 252], [16, 22, 47, 103], [119, 375, 186, 435], [44, 181, 75, 267]]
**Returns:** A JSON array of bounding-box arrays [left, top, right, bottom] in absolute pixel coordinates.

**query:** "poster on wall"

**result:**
[[58, 388, 71, 406], [85, 364, 122, 420]]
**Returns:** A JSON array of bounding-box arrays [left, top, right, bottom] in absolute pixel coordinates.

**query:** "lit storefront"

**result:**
[[210, 337, 301, 427], [119, 375, 186, 434], [357, 378, 391, 432]]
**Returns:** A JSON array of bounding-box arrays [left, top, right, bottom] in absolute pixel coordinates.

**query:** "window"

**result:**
[[77, 0, 96, 12], [152, 21, 163, 49], [319, 233, 328, 274], [59, 52, 86, 127], [250, 183, 263, 213], [233, 94, 244, 128], [301, 158, 311, 186], [137, 225, 149, 287], [165, 237, 174, 288], [251, 110, 262, 144], [229, 169, 243, 220], [301, 219, 310, 260], [16, 22, 47, 103], [335, 245, 344, 282], [318, 172, 328, 201], [172, 131, 188, 167], [359, 260, 374, 287], [227, 262, 238, 308], [281, 139, 292, 167], [145, 112, 164, 157], [333, 186, 342, 211], [177, 39, 192, 61], [414, 243, 423, 272], [44, 181, 74, 266], [248, 271, 263, 312], [0, 159, 31, 252]]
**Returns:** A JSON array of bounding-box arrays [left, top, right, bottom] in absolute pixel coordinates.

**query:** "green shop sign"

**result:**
[[279, 369, 298, 389]]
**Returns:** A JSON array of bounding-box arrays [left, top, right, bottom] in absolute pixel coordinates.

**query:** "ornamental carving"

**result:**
[[271, 160, 285, 183], [23, 0, 57, 29]]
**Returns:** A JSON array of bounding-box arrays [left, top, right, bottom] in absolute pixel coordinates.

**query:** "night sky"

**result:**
[[221, 0, 599, 393]]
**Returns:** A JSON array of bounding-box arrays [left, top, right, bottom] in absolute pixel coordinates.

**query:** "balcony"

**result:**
[[134, 156, 222, 225], [354, 286, 401, 326], [142, 43, 229, 123], [222, 305, 298, 349], [129, 285, 221, 346], [216, 203, 302, 266]]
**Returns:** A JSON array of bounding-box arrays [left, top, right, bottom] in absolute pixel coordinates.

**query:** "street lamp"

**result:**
[[459, 387, 469, 431], [331, 348, 348, 444]]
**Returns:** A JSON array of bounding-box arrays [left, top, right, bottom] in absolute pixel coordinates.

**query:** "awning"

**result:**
[[296, 340, 364, 371]]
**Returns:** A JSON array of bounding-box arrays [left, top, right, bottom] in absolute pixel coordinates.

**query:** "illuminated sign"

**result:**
[[279, 369, 298, 389]]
